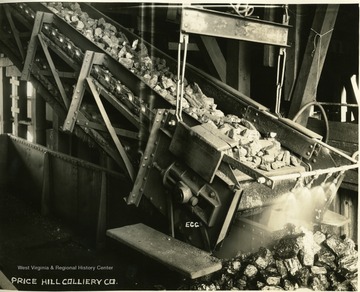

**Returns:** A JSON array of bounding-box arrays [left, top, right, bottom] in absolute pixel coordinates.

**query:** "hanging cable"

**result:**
[[230, 4, 254, 17], [292, 101, 329, 143]]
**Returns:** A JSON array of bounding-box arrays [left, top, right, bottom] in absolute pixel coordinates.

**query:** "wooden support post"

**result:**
[[288, 4, 339, 125], [52, 111, 70, 153], [263, 5, 276, 68], [10, 76, 19, 136], [0, 63, 12, 134], [32, 86, 46, 145], [226, 40, 251, 96], [18, 80, 28, 139]]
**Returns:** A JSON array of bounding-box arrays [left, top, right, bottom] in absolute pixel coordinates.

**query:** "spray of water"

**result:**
[[261, 178, 338, 232]]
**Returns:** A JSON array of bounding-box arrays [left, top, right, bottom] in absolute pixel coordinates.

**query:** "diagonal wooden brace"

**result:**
[[38, 34, 69, 109], [4, 5, 25, 60], [86, 77, 135, 181]]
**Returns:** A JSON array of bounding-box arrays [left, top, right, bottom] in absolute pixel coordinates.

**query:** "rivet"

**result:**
[[257, 177, 266, 184]]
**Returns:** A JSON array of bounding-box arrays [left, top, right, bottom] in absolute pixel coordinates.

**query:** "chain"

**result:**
[[275, 5, 289, 115]]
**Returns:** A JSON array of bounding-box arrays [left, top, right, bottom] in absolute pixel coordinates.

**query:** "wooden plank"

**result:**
[[288, 4, 339, 125], [107, 223, 222, 279], [0, 67, 12, 134]]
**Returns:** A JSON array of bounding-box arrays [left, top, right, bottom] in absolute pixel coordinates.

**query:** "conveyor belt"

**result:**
[[1, 1, 356, 194], [4, 2, 328, 163]]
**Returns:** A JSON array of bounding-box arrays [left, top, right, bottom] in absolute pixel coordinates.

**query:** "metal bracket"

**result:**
[[62, 50, 104, 133], [222, 154, 275, 189], [126, 110, 166, 206], [216, 188, 242, 246]]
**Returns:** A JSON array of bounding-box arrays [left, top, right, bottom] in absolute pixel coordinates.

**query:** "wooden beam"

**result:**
[[107, 223, 222, 279], [199, 36, 226, 82], [32, 86, 46, 145], [226, 40, 251, 95], [288, 4, 339, 125], [0, 66, 12, 134], [17, 80, 27, 139], [263, 5, 276, 68]]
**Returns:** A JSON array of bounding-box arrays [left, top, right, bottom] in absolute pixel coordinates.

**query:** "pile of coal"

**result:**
[[44, 2, 300, 171], [184, 225, 358, 291]]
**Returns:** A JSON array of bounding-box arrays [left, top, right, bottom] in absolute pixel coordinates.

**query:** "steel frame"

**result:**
[[181, 6, 290, 46]]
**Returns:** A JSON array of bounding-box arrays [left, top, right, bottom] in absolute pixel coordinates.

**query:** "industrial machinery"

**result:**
[[0, 2, 358, 279]]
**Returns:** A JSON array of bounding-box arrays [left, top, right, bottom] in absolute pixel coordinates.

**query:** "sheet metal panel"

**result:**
[[9, 136, 45, 203], [0, 135, 8, 186], [5, 135, 128, 240]]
